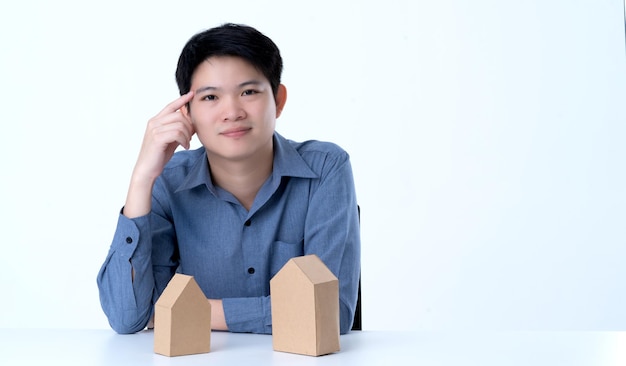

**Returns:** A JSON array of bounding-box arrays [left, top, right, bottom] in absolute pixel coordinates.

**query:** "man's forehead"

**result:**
[[191, 56, 269, 88]]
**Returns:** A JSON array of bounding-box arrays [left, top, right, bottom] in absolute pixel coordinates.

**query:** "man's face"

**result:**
[[185, 56, 285, 163]]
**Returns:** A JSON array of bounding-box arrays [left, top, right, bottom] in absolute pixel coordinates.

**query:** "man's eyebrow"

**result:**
[[195, 85, 217, 94], [194, 80, 264, 94], [239, 80, 263, 88]]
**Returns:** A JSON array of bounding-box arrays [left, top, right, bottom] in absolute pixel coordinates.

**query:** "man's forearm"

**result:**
[[208, 299, 228, 331]]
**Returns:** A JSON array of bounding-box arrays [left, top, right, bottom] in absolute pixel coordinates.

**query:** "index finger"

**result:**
[[156, 91, 195, 117]]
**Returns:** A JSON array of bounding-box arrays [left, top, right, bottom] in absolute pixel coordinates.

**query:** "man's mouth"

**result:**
[[221, 127, 251, 138]]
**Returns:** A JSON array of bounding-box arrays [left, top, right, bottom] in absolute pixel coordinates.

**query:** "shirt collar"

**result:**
[[272, 132, 318, 179], [175, 132, 317, 194]]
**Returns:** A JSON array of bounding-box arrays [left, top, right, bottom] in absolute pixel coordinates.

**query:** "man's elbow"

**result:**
[[107, 310, 150, 334], [110, 322, 145, 335], [339, 302, 356, 335]]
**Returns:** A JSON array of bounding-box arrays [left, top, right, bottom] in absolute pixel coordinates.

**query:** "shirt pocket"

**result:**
[[270, 240, 304, 277]]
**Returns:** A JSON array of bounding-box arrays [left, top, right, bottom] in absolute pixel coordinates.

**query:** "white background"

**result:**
[[0, 0, 624, 331]]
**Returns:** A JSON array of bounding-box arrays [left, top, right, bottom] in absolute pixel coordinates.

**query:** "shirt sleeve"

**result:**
[[96, 212, 156, 334], [222, 296, 273, 334], [304, 151, 361, 334]]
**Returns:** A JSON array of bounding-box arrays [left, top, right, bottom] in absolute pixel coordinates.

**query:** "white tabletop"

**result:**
[[0, 329, 624, 365]]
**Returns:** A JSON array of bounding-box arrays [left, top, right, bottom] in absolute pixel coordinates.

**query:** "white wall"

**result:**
[[0, 0, 624, 331]]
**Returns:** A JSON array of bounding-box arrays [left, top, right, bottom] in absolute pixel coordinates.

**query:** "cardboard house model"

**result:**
[[270, 254, 340, 356], [154, 274, 211, 357]]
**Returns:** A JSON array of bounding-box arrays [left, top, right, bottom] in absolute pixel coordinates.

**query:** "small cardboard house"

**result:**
[[270, 254, 340, 356], [154, 274, 211, 357]]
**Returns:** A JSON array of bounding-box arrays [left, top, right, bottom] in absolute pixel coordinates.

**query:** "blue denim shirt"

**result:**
[[97, 132, 361, 335]]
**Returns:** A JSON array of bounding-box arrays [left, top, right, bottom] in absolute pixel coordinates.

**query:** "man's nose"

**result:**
[[221, 97, 246, 121]]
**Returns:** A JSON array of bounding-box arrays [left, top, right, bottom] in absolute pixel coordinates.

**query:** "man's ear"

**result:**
[[275, 84, 287, 118], [181, 102, 191, 119]]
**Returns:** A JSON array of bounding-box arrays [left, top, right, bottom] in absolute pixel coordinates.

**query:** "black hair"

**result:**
[[175, 23, 283, 98]]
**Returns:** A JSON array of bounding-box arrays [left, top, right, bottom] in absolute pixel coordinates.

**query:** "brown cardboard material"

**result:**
[[154, 274, 211, 357], [270, 254, 340, 356]]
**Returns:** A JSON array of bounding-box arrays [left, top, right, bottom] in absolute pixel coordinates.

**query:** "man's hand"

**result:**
[[123, 92, 195, 218], [134, 91, 195, 183]]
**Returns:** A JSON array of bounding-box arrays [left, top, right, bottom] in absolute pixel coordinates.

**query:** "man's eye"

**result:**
[[242, 89, 258, 96], [201, 95, 216, 101]]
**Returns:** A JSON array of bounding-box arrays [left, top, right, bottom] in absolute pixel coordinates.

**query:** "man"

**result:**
[[97, 23, 360, 335]]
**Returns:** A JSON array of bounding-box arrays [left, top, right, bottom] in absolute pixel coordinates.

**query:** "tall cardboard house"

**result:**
[[270, 254, 340, 356], [154, 274, 211, 357]]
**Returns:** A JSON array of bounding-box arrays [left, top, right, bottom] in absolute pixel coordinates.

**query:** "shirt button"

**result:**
[[125, 237, 133, 244], [244, 219, 251, 226], [248, 267, 255, 274]]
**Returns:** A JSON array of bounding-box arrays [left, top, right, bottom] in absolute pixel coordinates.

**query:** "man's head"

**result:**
[[175, 23, 283, 98]]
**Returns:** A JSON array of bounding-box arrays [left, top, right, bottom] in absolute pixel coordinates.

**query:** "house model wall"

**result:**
[[154, 274, 212, 357], [270, 254, 340, 356]]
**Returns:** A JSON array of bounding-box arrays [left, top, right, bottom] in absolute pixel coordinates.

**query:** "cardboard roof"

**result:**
[[280, 254, 338, 284], [155, 274, 207, 309]]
